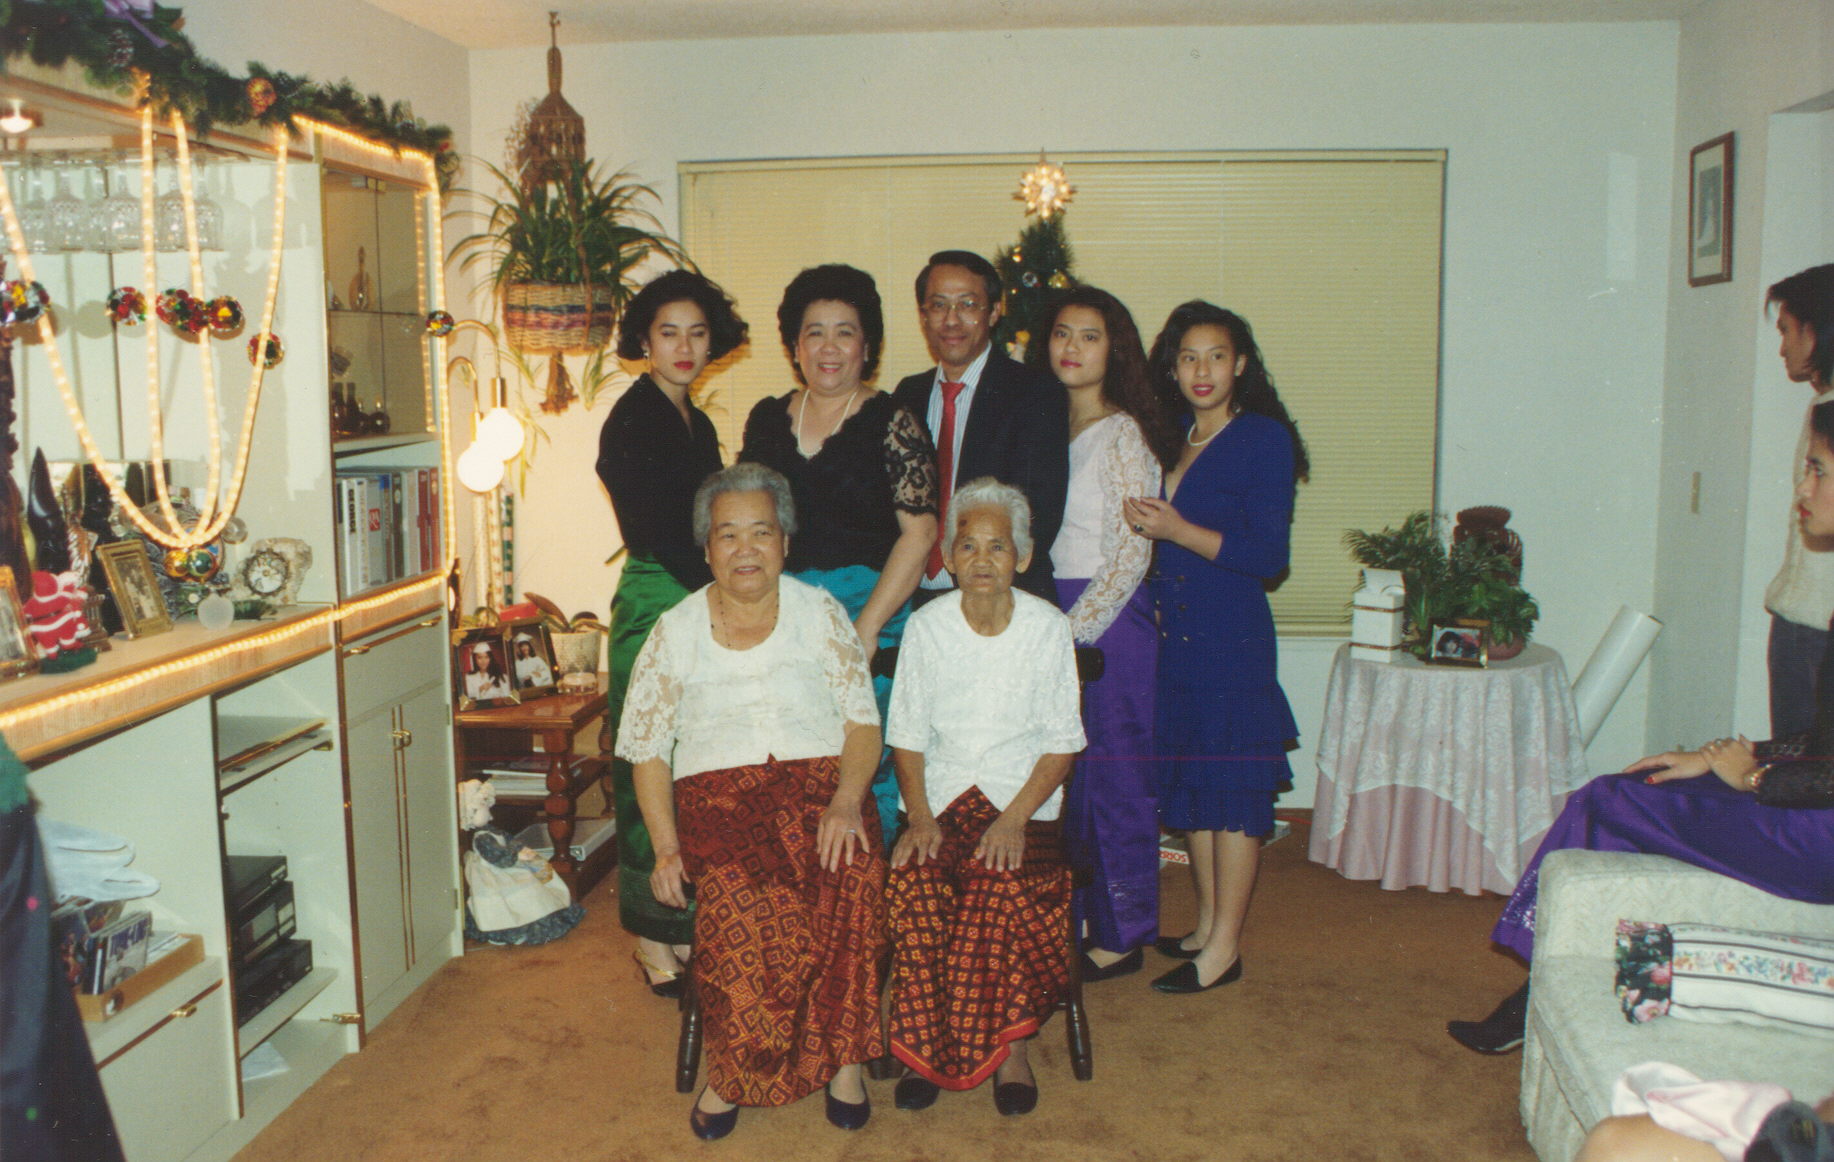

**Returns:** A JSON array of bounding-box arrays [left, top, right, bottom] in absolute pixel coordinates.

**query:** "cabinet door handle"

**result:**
[[391, 728, 413, 749], [170, 1003, 198, 1019], [346, 645, 372, 656]]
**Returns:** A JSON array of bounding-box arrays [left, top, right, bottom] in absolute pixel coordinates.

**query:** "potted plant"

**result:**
[[451, 159, 688, 356], [1344, 510, 1538, 660]]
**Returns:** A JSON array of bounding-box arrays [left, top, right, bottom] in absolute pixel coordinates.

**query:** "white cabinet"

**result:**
[[4, 67, 458, 1162], [343, 615, 458, 1029]]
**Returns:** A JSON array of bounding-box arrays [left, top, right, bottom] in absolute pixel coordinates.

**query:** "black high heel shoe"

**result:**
[[1151, 956, 1243, 994], [1446, 981, 1529, 1055], [633, 947, 685, 1000], [1080, 947, 1143, 981]]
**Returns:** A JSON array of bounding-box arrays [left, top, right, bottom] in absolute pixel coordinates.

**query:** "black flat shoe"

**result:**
[[825, 1084, 871, 1131], [689, 1091, 738, 1141], [1080, 948, 1143, 981], [1151, 957, 1243, 994], [993, 1081, 1038, 1116], [1154, 934, 1201, 960], [894, 1074, 940, 1111], [1447, 981, 1529, 1055]]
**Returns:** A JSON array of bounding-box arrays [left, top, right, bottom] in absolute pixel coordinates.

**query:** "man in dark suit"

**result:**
[[892, 249, 1068, 604]]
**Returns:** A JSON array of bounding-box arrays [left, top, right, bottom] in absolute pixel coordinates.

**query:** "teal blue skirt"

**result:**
[[793, 565, 910, 848]]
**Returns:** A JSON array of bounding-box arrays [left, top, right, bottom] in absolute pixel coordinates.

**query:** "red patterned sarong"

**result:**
[[675, 756, 886, 1107], [887, 787, 1070, 1089]]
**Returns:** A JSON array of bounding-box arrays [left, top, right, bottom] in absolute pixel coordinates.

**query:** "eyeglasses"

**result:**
[[924, 296, 987, 320]]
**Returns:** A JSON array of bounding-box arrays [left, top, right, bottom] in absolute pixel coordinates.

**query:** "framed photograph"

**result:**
[[1427, 619, 1488, 668], [96, 542, 172, 638], [453, 627, 519, 711], [503, 619, 558, 700], [0, 568, 37, 680], [1688, 132, 1735, 287]]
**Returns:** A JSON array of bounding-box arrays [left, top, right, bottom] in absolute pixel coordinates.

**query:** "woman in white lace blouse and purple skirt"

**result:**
[[1026, 286, 1180, 981]]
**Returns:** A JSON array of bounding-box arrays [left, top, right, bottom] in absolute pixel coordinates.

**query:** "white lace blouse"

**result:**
[[615, 576, 880, 781], [884, 590, 1086, 821], [1048, 413, 1162, 644]]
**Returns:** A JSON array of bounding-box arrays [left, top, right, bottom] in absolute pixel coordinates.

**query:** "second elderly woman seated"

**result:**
[[615, 462, 888, 1140], [884, 477, 1087, 1117]]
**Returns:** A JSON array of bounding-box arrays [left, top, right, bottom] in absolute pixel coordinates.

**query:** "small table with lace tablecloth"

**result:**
[[1306, 643, 1590, 895]]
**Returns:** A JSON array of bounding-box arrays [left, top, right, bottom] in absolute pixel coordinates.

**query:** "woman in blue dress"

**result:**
[[1124, 301, 1309, 995]]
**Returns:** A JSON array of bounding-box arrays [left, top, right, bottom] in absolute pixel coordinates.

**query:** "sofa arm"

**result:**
[[1534, 849, 1834, 962]]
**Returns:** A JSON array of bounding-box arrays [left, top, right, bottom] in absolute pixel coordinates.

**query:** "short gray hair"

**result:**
[[945, 476, 1032, 561], [692, 462, 798, 544]]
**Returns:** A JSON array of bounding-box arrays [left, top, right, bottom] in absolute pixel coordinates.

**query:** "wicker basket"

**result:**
[[502, 281, 613, 354]]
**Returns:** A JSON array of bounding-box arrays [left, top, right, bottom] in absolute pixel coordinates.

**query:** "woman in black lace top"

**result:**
[[1448, 401, 1834, 1055], [596, 270, 748, 998], [740, 264, 939, 842]]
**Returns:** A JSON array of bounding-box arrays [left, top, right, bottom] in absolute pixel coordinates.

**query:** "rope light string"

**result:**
[[0, 107, 453, 568], [172, 111, 224, 527], [0, 106, 288, 550]]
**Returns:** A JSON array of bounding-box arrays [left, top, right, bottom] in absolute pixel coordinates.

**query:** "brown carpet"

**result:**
[[234, 818, 1538, 1162]]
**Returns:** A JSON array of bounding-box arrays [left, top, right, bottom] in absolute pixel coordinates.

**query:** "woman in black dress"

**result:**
[[596, 269, 747, 997], [739, 264, 938, 842]]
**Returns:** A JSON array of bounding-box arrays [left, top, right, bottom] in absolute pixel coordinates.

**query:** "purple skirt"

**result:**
[[1056, 578, 1160, 953], [1492, 772, 1834, 960]]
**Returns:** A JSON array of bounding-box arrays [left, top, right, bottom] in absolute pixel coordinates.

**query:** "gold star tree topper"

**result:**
[[1016, 153, 1074, 220]]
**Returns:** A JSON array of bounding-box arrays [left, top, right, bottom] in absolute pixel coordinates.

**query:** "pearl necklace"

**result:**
[[796, 387, 861, 456], [1188, 413, 1232, 447]]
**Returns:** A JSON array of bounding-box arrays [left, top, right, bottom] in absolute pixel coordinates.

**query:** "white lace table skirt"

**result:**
[[1306, 643, 1591, 895]]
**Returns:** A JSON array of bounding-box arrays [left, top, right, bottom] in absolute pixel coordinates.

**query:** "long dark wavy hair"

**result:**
[[1147, 300, 1310, 483], [1025, 286, 1182, 469]]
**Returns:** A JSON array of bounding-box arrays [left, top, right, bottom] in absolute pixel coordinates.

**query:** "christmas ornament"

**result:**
[[1022, 271, 1038, 288], [247, 333, 284, 369], [1, 280, 49, 325], [247, 77, 277, 117], [106, 28, 135, 69], [1049, 271, 1071, 289], [207, 295, 244, 335], [156, 287, 205, 332], [107, 286, 147, 324], [1016, 152, 1074, 220], [425, 309, 455, 337]]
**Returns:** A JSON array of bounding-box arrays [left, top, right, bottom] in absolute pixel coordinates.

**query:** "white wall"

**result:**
[[466, 21, 1680, 799], [182, 0, 472, 153], [1648, 0, 1834, 750]]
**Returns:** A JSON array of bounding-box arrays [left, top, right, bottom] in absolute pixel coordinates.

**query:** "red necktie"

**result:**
[[926, 380, 966, 580]]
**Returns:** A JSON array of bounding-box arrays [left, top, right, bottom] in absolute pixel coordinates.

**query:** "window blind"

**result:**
[[679, 151, 1443, 631]]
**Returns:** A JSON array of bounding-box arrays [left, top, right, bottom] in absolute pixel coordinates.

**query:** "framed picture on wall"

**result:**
[[1688, 132, 1735, 287]]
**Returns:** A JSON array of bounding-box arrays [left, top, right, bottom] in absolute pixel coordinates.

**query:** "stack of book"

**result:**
[[335, 469, 441, 595]]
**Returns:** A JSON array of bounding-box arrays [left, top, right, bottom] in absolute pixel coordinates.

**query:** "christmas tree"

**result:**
[[991, 215, 1076, 357]]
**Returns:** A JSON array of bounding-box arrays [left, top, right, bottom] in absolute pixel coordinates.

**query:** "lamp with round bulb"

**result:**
[[0, 99, 37, 136], [456, 440, 505, 493], [477, 376, 523, 461]]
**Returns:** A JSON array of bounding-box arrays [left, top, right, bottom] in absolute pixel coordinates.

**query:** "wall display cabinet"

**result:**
[[4, 64, 460, 1161]]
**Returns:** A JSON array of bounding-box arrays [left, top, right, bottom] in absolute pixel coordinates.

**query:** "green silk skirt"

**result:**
[[608, 554, 696, 944]]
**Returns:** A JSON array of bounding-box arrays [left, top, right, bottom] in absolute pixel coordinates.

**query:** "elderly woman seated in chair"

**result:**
[[617, 462, 887, 1141], [884, 477, 1087, 1117]]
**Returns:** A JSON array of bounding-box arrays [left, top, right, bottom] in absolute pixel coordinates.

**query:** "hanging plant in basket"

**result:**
[[452, 159, 688, 411]]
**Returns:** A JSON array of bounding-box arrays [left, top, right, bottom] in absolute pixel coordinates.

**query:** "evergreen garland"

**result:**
[[991, 215, 1075, 354], [0, 1, 458, 187]]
